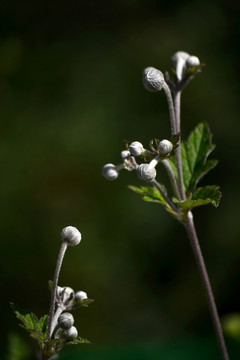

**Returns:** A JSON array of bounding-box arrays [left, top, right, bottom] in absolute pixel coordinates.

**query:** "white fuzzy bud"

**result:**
[[171, 51, 190, 65], [158, 140, 173, 155], [171, 51, 190, 81], [58, 312, 74, 330], [121, 150, 130, 160], [58, 286, 74, 304], [142, 67, 165, 92], [186, 55, 200, 68], [61, 226, 82, 246], [102, 163, 119, 181], [129, 141, 143, 157], [67, 326, 78, 340], [137, 163, 156, 182], [75, 291, 88, 301]]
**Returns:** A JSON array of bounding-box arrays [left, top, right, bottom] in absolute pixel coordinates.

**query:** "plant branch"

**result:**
[[46, 241, 68, 340], [184, 211, 229, 360], [163, 82, 177, 136], [173, 90, 186, 200], [161, 158, 181, 200], [152, 179, 179, 214]]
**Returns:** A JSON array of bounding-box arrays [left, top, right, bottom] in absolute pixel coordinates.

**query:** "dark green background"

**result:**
[[1, 0, 240, 358]]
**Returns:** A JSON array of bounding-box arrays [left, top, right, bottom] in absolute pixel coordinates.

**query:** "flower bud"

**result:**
[[75, 291, 88, 301], [121, 150, 130, 160], [158, 139, 173, 155], [186, 55, 200, 68], [171, 51, 190, 81], [67, 326, 78, 340], [61, 226, 82, 246], [58, 312, 74, 330], [171, 51, 190, 66], [58, 286, 74, 304], [129, 141, 143, 157], [137, 163, 156, 182], [142, 67, 165, 92], [102, 163, 119, 181]]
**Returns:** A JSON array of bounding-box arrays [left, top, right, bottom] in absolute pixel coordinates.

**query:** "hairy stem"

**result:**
[[163, 83, 177, 136], [46, 241, 68, 340], [184, 211, 229, 360], [50, 305, 64, 338], [173, 90, 186, 200], [161, 158, 181, 200], [152, 179, 179, 214]]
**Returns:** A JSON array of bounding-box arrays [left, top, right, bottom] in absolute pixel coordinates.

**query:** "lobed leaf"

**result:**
[[174, 185, 221, 210], [169, 123, 217, 193]]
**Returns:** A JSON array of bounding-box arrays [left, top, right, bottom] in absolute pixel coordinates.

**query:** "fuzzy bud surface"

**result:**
[[61, 226, 82, 246], [75, 291, 88, 301], [142, 67, 165, 92], [186, 55, 200, 68], [58, 312, 74, 330], [129, 141, 143, 157], [137, 163, 156, 182], [102, 163, 119, 181], [67, 326, 78, 340], [158, 140, 173, 155]]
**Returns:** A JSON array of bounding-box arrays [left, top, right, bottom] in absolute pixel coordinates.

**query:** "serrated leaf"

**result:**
[[128, 185, 179, 218], [10, 303, 39, 330], [66, 337, 90, 345], [174, 185, 221, 209], [128, 185, 167, 205], [68, 298, 94, 310], [10, 303, 48, 350], [170, 123, 217, 193]]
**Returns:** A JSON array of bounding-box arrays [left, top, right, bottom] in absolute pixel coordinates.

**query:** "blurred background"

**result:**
[[1, 0, 240, 358]]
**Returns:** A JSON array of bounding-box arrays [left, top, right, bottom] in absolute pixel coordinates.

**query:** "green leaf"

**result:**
[[66, 336, 91, 345], [68, 298, 94, 310], [174, 186, 221, 209], [128, 185, 178, 218], [170, 123, 217, 193], [10, 303, 48, 350], [128, 185, 167, 205]]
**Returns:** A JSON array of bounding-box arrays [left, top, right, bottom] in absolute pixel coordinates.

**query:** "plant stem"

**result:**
[[173, 90, 186, 201], [163, 83, 177, 136], [184, 211, 229, 360], [50, 305, 64, 338], [152, 179, 179, 215], [46, 241, 68, 340], [161, 158, 181, 200]]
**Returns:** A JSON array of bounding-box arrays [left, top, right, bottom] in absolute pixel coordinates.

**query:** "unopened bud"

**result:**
[[129, 141, 143, 157], [121, 150, 130, 160], [67, 326, 78, 340], [137, 163, 156, 182], [158, 140, 173, 155], [61, 226, 82, 246], [58, 312, 74, 330], [102, 163, 119, 181], [59, 287, 74, 304], [171, 51, 190, 81], [75, 291, 88, 301], [143, 67, 165, 92], [186, 55, 200, 68]]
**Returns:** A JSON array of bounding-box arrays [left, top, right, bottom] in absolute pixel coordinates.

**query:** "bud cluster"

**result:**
[[102, 138, 174, 184], [52, 285, 89, 341]]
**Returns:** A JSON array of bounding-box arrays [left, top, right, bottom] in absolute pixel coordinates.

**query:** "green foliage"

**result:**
[[66, 337, 91, 345], [169, 122, 217, 193], [10, 303, 48, 350], [174, 186, 222, 209], [128, 185, 178, 217]]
